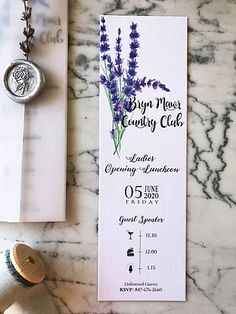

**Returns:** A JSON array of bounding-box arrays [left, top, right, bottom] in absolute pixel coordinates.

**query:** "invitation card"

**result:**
[[0, 0, 68, 222], [98, 16, 187, 301]]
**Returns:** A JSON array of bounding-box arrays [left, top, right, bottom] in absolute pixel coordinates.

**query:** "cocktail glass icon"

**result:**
[[127, 230, 133, 240]]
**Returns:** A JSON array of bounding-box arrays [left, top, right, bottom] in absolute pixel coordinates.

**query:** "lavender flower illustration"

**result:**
[[100, 17, 170, 157]]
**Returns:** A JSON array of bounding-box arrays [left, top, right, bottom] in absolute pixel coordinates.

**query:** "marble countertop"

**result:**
[[1, 0, 236, 313]]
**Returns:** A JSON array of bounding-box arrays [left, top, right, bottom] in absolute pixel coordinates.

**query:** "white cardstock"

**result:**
[[0, 0, 68, 222], [98, 16, 187, 301]]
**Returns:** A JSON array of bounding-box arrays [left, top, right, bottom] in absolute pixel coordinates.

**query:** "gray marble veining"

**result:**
[[0, 0, 236, 313]]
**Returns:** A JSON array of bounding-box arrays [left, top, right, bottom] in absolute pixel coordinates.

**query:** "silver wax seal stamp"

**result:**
[[2, 0, 45, 104]]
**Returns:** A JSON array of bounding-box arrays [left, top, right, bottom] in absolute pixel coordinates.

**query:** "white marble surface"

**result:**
[[1, 0, 236, 313]]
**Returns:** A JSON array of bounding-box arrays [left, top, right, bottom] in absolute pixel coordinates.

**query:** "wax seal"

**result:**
[[3, 59, 45, 104], [2, 0, 45, 104]]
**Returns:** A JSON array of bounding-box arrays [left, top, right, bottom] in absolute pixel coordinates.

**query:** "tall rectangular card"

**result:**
[[0, 0, 68, 222], [98, 16, 187, 301]]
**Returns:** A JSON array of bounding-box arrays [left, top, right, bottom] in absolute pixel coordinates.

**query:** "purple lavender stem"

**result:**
[[123, 22, 140, 98], [100, 16, 110, 61], [114, 28, 124, 77]]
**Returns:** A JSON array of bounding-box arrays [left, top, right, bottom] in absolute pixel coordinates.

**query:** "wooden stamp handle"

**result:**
[[10, 243, 46, 284]]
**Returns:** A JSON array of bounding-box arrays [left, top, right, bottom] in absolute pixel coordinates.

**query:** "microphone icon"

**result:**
[[128, 264, 134, 273]]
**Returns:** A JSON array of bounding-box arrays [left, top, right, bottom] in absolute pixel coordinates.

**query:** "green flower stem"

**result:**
[[103, 85, 118, 153], [101, 62, 119, 153], [113, 125, 126, 155], [101, 63, 127, 157], [119, 77, 122, 95]]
